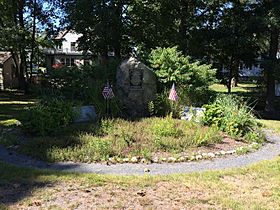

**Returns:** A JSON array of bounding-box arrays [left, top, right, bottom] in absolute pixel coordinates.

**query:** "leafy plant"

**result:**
[[39, 61, 122, 118], [22, 98, 77, 136], [203, 94, 263, 142], [99, 118, 115, 135], [18, 117, 223, 162], [151, 115, 184, 138], [151, 89, 183, 118], [149, 46, 192, 84]]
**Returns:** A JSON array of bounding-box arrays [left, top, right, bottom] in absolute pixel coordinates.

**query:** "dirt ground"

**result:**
[[3, 181, 224, 210]]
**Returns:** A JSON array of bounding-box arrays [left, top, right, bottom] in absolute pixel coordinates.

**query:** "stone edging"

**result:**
[[108, 142, 261, 164]]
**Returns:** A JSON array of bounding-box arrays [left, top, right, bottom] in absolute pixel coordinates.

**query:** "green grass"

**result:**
[[1, 90, 280, 209], [0, 90, 223, 163], [0, 88, 264, 164], [259, 119, 280, 135], [210, 82, 260, 93], [210, 82, 266, 111], [14, 117, 222, 163], [0, 90, 36, 124]]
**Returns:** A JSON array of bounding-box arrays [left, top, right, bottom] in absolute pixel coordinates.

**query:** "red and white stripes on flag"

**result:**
[[102, 83, 114, 99], [168, 83, 178, 101]]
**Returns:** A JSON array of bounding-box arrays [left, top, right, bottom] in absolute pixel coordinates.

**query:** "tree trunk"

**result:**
[[10, 51, 19, 78], [178, 1, 190, 53], [227, 57, 234, 93], [29, 0, 37, 83], [112, 1, 122, 59], [233, 62, 239, 87], [18, 0, 28, 92], [265, 26, 279, 113]]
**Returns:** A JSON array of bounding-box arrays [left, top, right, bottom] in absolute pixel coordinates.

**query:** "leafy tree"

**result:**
[[66, 0, 128, 61], [192, 1, 264, 93], [149, 46, 216, 90], [0, 0, 65, 91], [257, 0, 280, 113]]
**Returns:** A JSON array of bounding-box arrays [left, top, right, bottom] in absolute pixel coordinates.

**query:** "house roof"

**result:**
[[54, 29, 78, 40], [0, 52, 12, 64], [54, 30, 70, 40]]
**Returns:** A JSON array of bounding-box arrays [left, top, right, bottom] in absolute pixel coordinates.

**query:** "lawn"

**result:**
[[0, 156, 280, 209], [259, 119, 280, 135], [0, 90, 36, 126], [210, 82, 260, 93]]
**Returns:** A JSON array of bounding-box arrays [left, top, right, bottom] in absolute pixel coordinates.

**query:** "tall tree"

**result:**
[[0, 0, 65, 91], [259, 0, 280, 113], [66, 0, 128, 61]]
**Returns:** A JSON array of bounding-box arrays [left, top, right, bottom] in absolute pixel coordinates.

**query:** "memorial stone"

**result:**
[[116, 57, 157, 117], [74, 106, 97, 123], [181, 107, 206, 122]]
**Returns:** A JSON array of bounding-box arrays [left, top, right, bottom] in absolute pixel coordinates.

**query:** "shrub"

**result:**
[[39, 61, 122, 118], [202, 94, 263, 141], [22, 98, 76, 136], [150, 89, 183, 118], [149, 46, 217, 106]]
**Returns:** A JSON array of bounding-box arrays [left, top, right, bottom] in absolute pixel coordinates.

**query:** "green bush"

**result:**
[[22, 98, 76, 136], [202, 94, 263, 142], [150, 89, 183, 118], [149, 46, 217, 106], [39, 61, 122, 118]]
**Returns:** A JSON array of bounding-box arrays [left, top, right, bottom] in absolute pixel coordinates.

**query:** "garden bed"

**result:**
[[0, 117, 263, 165]]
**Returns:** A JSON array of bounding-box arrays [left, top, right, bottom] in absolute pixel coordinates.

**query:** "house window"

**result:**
[[61, 58, 65, 65], [71, 42, 77, 51], [51, 57, 54, 66], [66, 58, 70, 67], [84, 60, 91, 66], [71, 58, 75, 66]]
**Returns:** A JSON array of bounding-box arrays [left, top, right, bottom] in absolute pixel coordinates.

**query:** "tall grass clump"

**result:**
[[150, 116, 222, 151], [18, 117, 223, 162], [202, 94, 264, 143]]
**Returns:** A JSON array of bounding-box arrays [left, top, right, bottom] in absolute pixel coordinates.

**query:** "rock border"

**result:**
[[108, 142, 261, 164]]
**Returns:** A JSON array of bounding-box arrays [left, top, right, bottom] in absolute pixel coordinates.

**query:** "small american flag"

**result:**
[[102, 82, 114, 99], [168, 83, 178, 101]]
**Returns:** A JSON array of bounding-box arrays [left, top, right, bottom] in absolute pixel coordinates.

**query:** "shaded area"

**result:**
[[0, 162, 53, 207], [0, 90, 36, 122], [0, 182, 52, 206], [0, 90, 88, 162]]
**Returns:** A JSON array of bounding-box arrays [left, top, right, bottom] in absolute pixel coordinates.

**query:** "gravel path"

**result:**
[[0, 130, 280, 175]]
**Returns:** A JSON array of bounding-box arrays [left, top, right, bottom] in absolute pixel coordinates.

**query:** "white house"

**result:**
[[44, 30, 92, 70]]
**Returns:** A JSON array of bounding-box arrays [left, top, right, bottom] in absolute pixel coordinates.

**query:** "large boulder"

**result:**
[[116, 57, 157, 117]]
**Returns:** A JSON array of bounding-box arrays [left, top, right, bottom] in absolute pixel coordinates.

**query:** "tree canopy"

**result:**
[[1, 0, 280, 112]]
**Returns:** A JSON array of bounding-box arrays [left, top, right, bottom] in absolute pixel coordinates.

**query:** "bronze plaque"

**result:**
[[129, 68, 143, 89]]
